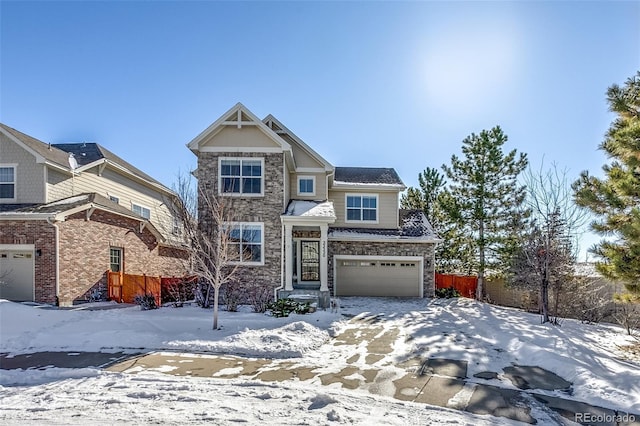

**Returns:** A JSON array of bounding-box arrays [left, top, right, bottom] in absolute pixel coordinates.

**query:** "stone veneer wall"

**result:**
[[197, 152, 284, 289], [328, 240, 436, 297], [0, 220, 57, 303], [57, 210, 187, 305]]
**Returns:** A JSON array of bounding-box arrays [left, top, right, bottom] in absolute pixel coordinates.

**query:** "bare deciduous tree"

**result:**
[[171, 173, 240, 330]]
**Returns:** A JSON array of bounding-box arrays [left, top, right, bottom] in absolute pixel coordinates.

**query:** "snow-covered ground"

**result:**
[[1, 297, 638, 425]]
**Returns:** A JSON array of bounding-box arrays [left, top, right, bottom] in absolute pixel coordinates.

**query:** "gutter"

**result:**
[[46, 217, 60, 305]]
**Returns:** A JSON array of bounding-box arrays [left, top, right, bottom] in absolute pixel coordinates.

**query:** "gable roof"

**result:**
[[186, 102, 291, 153], [1, 123, 70, 169], [52, 142, 167, 190], [263, 114, 333, 172], [1, 123, 174, 196], [333, 167, 405, 189], [0, 192, 164, 241]]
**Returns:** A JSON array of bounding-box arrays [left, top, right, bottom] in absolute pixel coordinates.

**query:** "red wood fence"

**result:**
[[435, 273, 477, 298], [107, 271, 161, 306]]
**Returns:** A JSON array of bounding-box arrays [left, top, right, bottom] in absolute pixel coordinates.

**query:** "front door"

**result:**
[[300, 241, 319, 282]]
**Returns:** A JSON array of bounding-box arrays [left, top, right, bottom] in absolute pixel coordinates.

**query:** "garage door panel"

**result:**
[[0, 249, 35, 301], [335, 258, 421, 297]]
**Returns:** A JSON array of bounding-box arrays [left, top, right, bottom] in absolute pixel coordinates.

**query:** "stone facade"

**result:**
[[328, 240, 436, 297], [0, 220, 57, 303], [57, 210, 187, 305], [197, 152, 284, 289]]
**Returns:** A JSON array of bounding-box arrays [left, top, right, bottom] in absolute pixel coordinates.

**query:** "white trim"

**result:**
[[131, 202, 151, 220], [297, 175, 316, 196], [295, 167, 326, 173], [199, 146, 284, 154], [218, 157, 265, 197], [0, 163, 18, 202], [345, 193, 379, 224], [333, 254, 423, 298], [224, 221, 265, 266], [331, 182, 406, 191], [328, 235, 440, 244], [0, 244, 35, 250]]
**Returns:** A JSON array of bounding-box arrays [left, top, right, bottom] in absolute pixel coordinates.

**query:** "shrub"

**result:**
[[222, 279, 245, 312], [162, 277, 197, 307], [248, 283, 273, 313], [267, 299, 312, 317], [435, 286, 461, 298], [134, 293, 158, 310]]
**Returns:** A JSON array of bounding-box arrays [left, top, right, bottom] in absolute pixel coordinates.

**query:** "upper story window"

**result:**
[[224, 222, 264, 265], [219, 158, 263, 196], [0, 165, 16, 201], [346, 194, 378, 223], [132, 203, 151, 220], [297, 176, 315, 196], [172, 217, 182, 236], [109, 195, 120, 204]]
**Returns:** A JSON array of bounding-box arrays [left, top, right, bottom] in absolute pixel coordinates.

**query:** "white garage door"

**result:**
[[0, 246, 35, 302], [335, 257, 422, 297]]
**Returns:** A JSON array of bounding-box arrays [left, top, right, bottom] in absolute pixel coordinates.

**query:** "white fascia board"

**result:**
[[0, 213, 55, 220], [198, 146, 284, 153], [0, 127, 47, 163], [331, 182, 406, 191], [0, 244, 35, 250], [187, 103, 292, 153], [262, 114, 333, 170], [295, 167, 326, 173], [328, 235, 440, 244], [334, 254, 423, 262], [281, 215, 336, 225]]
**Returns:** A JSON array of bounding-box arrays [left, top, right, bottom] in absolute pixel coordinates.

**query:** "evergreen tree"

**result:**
[[443, 126, 529, 299], [401, 168, 475, 273], [573, 71, 640, 296]]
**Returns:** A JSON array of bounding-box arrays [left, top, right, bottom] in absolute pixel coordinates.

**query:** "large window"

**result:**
[[346, 194, 378, 222], [0, 165, 16, 201], [132, 203, 151, 219], [220, 158, 263, 195], [225, 222, 264, 264], [297, 176, 315, 196]]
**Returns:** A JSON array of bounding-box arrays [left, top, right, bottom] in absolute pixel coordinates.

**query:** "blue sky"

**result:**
[[2, 1, 639, 258]]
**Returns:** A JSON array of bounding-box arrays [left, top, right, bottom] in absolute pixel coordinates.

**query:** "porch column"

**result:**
[[284, 223, 293, 291], [320, 224, 328, 292]]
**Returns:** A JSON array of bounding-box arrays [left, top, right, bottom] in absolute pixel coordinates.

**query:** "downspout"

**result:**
[[46, 217, 60, 306]]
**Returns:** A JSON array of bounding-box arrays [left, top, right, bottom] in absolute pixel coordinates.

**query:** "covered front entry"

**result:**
[[0, 244, 35, 301], [334, 255, 423, 297]]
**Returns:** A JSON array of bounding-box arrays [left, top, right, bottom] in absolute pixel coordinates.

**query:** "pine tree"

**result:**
[[443, 126, 529, 299], [573, 71, 640, 296], [401, 168, 475, 273]]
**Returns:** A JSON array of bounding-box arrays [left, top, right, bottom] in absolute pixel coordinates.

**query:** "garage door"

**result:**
[[334, 257, 422, 297], [0, 247, 35, 302]]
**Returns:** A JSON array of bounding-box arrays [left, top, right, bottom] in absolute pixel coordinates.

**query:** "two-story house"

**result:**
[[188, 103, 440, 307], [0, 124, 187, 306]]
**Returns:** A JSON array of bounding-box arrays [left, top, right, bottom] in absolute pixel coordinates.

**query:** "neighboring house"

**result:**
[[0, 124, 187, 306], [188, 103, 440, 307]]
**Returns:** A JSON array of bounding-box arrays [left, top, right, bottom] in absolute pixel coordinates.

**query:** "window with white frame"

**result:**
[[219, 158, 263, 195], [109, 195, 120, 204], [297, 176, 315, 196], [172, 217, 182, 235], [224, 222, 264, 264], [132, 203, 151, 220], [0, 165, 16, 201], [346, 194, 378, 222]]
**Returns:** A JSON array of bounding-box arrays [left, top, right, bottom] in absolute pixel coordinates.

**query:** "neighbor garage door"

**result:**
[[0, 246, 35, 301], [334, 257, 422, 297]]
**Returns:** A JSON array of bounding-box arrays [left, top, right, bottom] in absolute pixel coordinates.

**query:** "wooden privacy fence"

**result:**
[[107, 271, 161, 307], [435, 273, 477, 298]]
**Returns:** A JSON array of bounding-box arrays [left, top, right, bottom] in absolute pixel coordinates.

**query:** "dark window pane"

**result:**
[[0, 184, 14, 199], [243, 177, 261, 194], [347, 208, 361, 221], [221, 160, 240, 176], [363, 197, 376, 208], [222, 177, 240, 193], [0, 168, 14, 183], [363, 209, 377, 221], [347, 196, 361, 208]]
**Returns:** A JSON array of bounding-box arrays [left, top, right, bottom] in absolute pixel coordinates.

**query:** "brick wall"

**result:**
[[197, 152, 284, 288], [328, 240, 436, 297], [0, 220, 57, 303], [57, 210, 187, 305]]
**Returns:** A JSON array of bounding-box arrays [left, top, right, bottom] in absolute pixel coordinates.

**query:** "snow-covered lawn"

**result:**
[[1, 297, 638, 425]]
